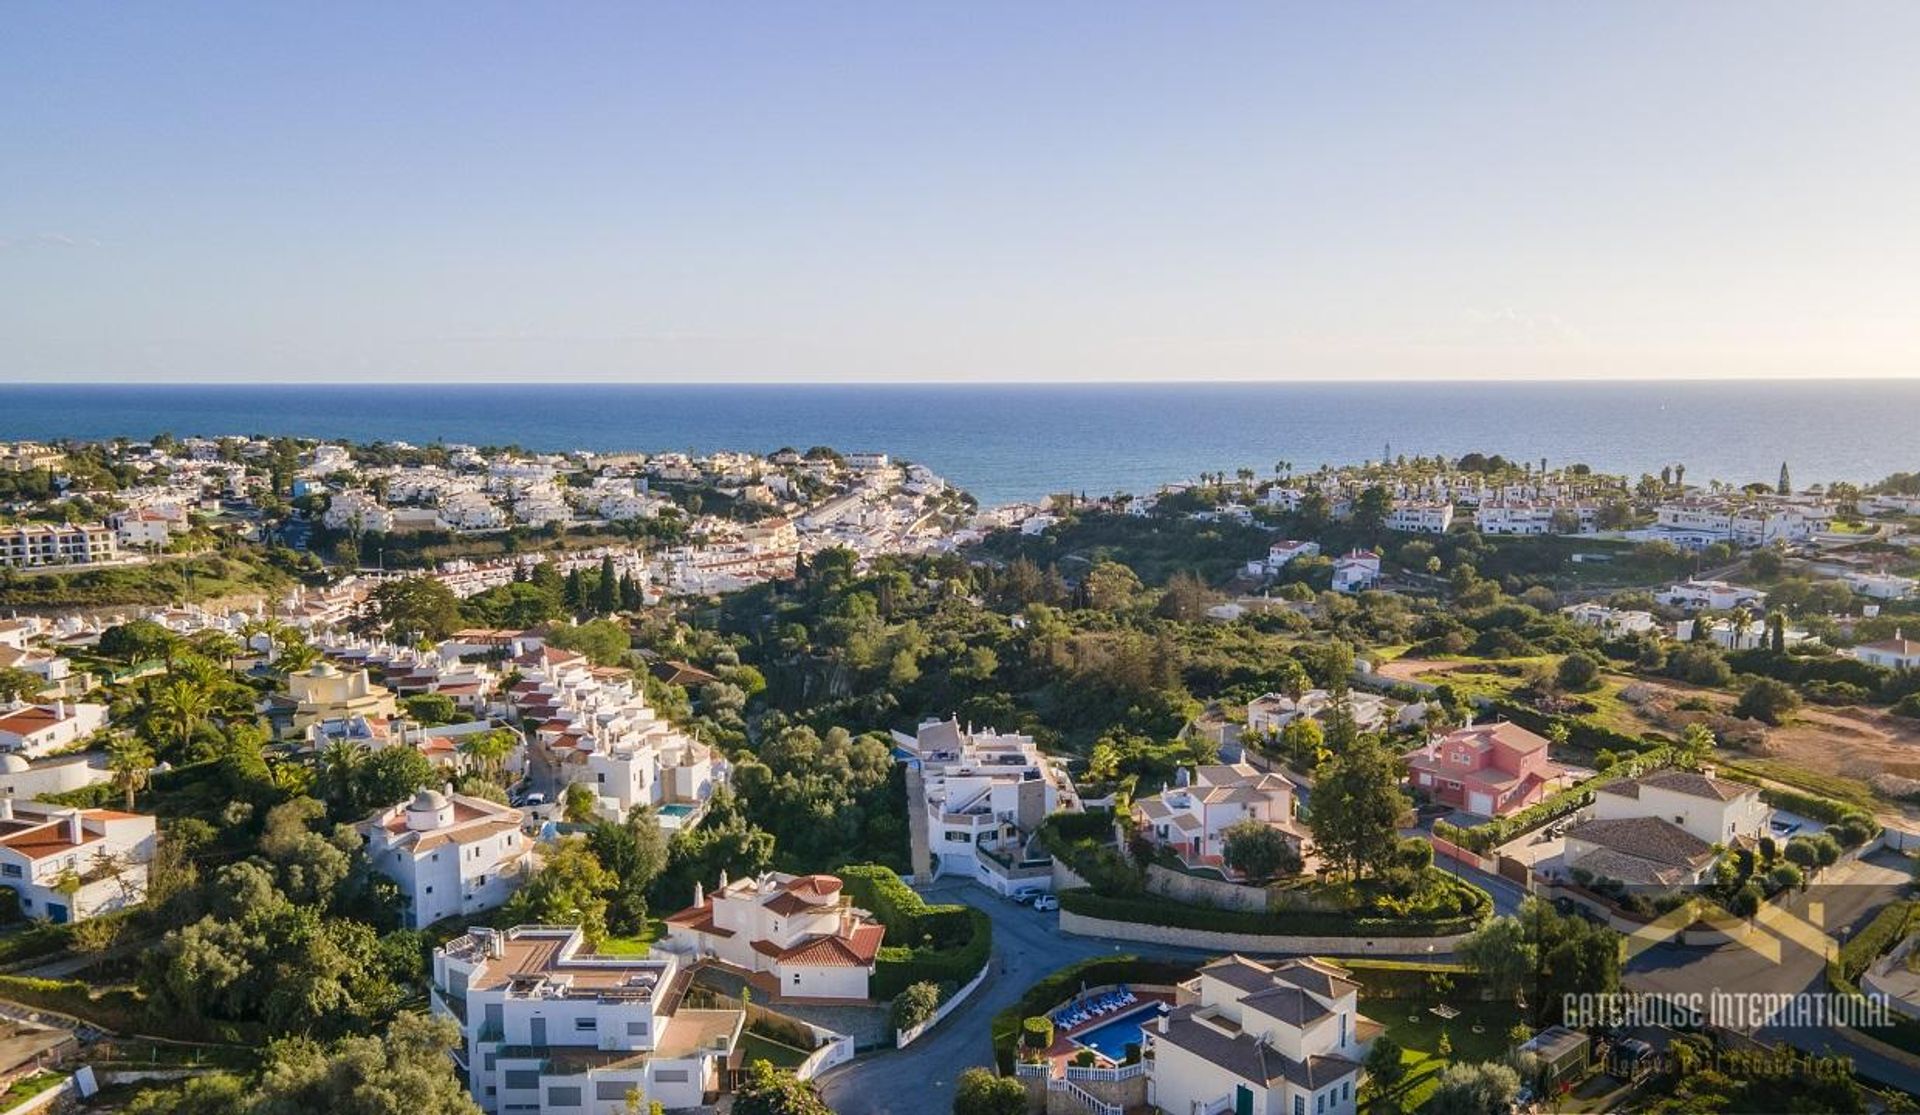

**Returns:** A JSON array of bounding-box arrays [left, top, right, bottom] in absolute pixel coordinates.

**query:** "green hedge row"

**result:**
[[1754, 785, 1876, 828], [840, 865, 992, 1001], [990, 955, 1198, 1072], [1057, 884, 1487, 939]]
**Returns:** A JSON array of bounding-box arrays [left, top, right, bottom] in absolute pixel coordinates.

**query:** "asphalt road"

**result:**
[[1625, 851, 1920, 1092], [815, 879, 1217, 1115]]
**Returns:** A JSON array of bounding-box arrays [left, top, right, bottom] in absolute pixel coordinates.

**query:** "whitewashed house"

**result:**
[[661, 872, 884, 1000], [1150, 955, 1375, 1115], [432, 925, 742, 1113], [358, 788, 534, 930], [0, 800, 156, 924]]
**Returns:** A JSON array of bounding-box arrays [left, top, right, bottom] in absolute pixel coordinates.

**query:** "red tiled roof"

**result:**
[[778, 924, 885, 968]]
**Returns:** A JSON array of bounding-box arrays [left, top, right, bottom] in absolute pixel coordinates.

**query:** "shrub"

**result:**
[[841, 865, 992, 998], [1056, 877, 1488, 939], [1556, 653, 1602, 692], [1021, 1016, 1054, 1051], [1734, 679, 1802, 725], [890, 980, 942, 1033]]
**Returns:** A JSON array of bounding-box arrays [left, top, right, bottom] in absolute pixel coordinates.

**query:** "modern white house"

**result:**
[[896, 717, 1080, 888], [1150, 955, 1376, 1115], [661, 872, 884, 1001], [1245, 690, 1390, 736], [432, 925, 743, 1114], [358, 788, 534, 930], [1845, 572, 1918, 601], [1852, 631, 1920, 671], [1131, 763, 1302, 874], [1561, 603, 1658, 638], [0, 702, 109, 758], [0, 800, 156, 924], [1655, 580, 1766, 611]]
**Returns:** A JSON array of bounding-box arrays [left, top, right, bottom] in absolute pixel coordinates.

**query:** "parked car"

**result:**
[[1010, 888, 1040, 905], [1032, 894, 1059, 912]]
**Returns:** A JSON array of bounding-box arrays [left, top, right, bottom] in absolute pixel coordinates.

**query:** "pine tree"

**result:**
[[619, 572, 643, 612], [564, 567, 588, 613], [1778, 461, 1791, 495], [1308, 730, 1408, 880]]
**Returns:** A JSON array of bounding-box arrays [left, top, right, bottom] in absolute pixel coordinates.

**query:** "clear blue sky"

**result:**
[[4, 2, 1917, 383]]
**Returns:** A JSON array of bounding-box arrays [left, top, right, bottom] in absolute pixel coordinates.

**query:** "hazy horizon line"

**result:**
[[3, 374, 1917, 388]]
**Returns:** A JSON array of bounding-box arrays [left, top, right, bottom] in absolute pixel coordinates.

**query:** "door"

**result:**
[[1235, 1084, 1253, 1115], [529, 1017, 547, 1047], [47, 903, 68, 925]]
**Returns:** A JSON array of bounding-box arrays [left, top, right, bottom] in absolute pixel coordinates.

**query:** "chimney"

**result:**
[[488, 929, 506, 959], [1700, 764, 1717, 780], [65, 810, 83, 845], [0, 799, 12, 821], [1157, 1012, 1169, 1035]]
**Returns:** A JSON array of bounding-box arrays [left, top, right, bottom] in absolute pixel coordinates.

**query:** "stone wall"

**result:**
[[1144, 863, 1266, 912], [1059, 909, 1471, 956]]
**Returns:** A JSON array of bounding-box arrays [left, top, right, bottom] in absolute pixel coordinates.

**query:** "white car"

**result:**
[[1032, 894, 1059, 912]]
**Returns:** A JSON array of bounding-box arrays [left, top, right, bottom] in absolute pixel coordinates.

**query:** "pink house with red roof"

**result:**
[[1403, 721, 1568, 818]]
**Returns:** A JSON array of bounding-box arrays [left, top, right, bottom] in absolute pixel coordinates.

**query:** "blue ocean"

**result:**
[[0, 381, 1915, 507]]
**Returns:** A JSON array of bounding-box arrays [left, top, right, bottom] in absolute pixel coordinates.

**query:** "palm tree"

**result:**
[[317, 738, 367, 808], [106, 736, 155, 811], [275, 636, 321, 674], [154, 679, 213, 755], [459, 728, 517, 785]]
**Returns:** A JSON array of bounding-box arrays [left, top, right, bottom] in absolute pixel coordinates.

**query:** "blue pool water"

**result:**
[[659, 803, 696, 818], [1072, 1004, 1163, 1062]]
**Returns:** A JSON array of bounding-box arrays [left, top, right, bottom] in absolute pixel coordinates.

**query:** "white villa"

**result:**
[[661, 872, 885, 1001], [0, 800, 156, 924], [358, 788, 534, 930], [896, 717, 1080, 889], [1655, 579, 1765, 611], [1330, 551, 1381, 594], [1151, 955, 1376, 1115], [1560, 769, 1769, 887], [1246, 690, 1390, 736], [1561, 603, 1657, 638], [1384, 501, 1454, 534], [510, 647, 724, 829], [432, 925, 742, 1113], [1131, 763, 1302, 874], [1853, 632, 1920, 671], [0, 701, 109, 758]]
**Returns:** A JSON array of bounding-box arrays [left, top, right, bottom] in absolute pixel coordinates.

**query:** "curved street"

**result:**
[[816, 879, 1217, 1115]]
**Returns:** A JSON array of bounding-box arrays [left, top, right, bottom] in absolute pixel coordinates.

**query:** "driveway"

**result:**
[[815, 879, 1218, 1115]]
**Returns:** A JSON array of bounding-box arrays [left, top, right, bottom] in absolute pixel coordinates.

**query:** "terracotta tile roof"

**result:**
[[777, 923, 884, 968]]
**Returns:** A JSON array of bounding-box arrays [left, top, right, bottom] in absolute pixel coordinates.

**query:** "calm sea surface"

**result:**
[[0, 381, 1915, 507]]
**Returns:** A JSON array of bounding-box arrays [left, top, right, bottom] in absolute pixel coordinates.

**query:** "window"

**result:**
[[575, 1017, 597, 1031], [1, 865, 19, 878], [546, 1086, 582, 1107], [1342, 1082, 1350, 1101], [1293, 1098, 1305, 1115], [596, 1082, 638, 1101], [1316, 1095, 1324, 1113], [502, 1069, 541, 1089], [792, 973, 801, 985], [654, 1069, 689, 1083], [626, 1021, 649, 1036]]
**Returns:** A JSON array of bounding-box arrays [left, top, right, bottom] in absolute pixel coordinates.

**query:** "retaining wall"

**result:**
[[1059, 910, 1470, 955]]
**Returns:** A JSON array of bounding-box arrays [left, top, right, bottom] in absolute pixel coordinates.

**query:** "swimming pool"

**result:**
[[659, 803, 696, 818], [1071, 1004, 1164, 1063]]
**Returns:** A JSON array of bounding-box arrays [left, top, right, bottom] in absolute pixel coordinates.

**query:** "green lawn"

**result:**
[[594, 918, 668, 957], [0, 1070, 68, 1108], [739, 1032, 812, 1070], [1367, 1001, 1513, 1113]]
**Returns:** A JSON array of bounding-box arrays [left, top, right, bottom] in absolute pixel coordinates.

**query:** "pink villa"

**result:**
[[1403, 721, 1568, 818]]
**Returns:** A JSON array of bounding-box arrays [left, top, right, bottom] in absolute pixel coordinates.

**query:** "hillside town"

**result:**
[[0, 436, 1918, 1115]]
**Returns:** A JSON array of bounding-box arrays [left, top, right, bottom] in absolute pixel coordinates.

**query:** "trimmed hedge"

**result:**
[[1057, 876, 1489, 939], [840, 864, 991, 1000], [1438, 747, 1674, 853], [990, 955, 1198, 1071]]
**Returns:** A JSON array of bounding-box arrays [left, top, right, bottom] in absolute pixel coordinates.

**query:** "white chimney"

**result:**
[[0, 799, 13, 821], [693, 881, 705, 907], [65, 810, 83, 845], [1157, 1012, 1169, 1035]]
